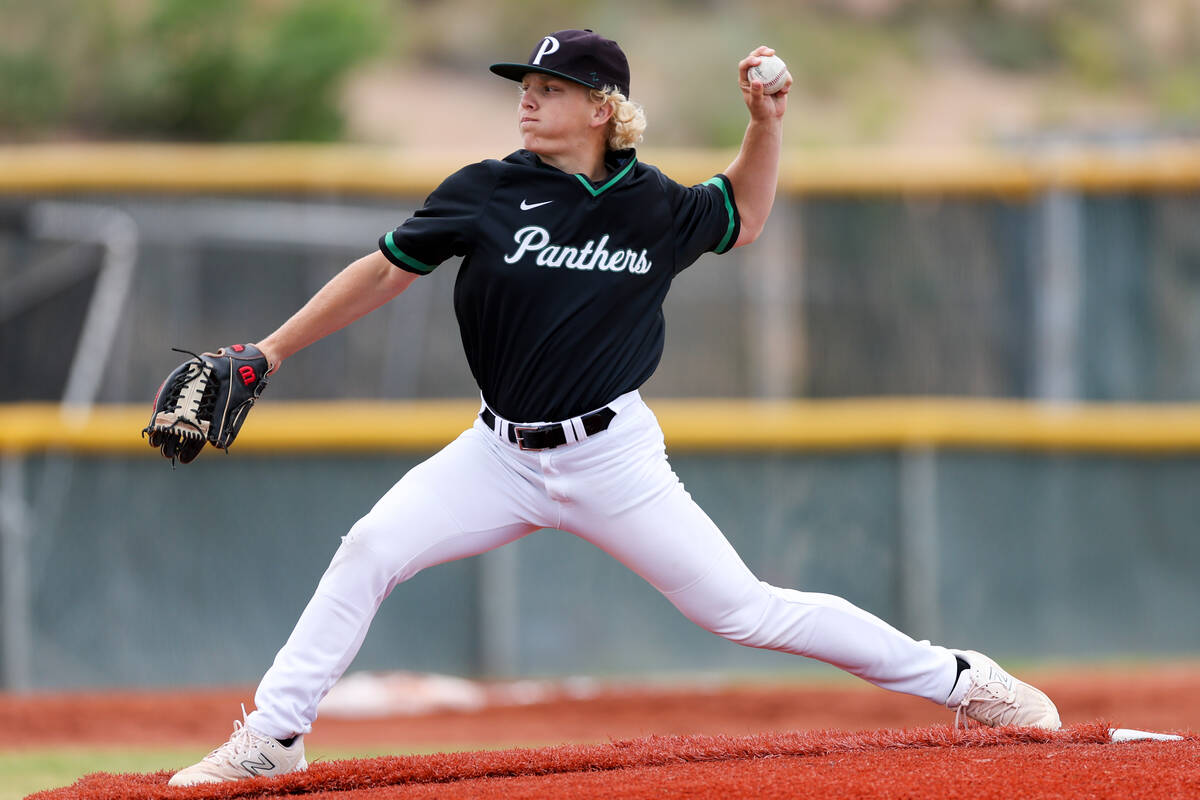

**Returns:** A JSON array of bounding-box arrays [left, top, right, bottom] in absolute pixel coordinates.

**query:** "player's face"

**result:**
[[517, 73, 598, 156]]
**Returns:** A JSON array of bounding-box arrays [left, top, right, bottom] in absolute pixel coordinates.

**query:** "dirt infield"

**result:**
[[11, 663, 1199, 799], [6, 663, 1197, 749], [25, 724, 1200, 800]]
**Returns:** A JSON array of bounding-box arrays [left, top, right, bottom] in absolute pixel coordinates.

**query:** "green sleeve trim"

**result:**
[[704, 176, 737, 253], [575, 156, 639, 197], [382, 231, 435, 274]]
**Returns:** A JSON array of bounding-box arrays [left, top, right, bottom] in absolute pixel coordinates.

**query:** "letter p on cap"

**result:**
[[532, 36, 560, 65]]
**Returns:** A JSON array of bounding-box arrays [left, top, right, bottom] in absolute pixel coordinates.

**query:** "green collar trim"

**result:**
[[574, 156, 638, 197]]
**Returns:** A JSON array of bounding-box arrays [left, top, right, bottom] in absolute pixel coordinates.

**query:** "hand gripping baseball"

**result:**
[[738, 46, 790, 120], [142, 343, 272, 464]]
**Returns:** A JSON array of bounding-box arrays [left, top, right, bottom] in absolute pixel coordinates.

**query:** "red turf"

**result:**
[[31, 722, 1199, 800]]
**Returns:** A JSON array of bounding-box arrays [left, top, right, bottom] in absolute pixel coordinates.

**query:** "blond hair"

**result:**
[[590, 86, 646, 150]]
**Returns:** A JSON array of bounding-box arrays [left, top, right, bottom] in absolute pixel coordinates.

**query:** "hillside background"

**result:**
[[4, 0, 1200, 151]]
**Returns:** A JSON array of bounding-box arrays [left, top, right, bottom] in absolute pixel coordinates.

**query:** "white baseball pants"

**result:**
[[247, 391, 959, 739]]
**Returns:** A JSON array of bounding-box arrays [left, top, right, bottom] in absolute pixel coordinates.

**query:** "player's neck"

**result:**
[[533, 142, 608, 182]]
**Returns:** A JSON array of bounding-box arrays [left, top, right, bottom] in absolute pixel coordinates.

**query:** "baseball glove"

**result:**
[[143, 343, 272, 464]]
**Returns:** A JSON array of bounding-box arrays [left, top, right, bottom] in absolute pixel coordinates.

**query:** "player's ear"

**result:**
[[590, 97, 615, 128]]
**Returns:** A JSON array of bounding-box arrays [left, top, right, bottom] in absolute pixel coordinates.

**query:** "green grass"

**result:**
[[1, 744, 438, 800], [2, 747, 191, 800]]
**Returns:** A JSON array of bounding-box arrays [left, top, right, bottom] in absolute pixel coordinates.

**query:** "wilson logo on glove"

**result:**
[[142, 343, 271, 465]]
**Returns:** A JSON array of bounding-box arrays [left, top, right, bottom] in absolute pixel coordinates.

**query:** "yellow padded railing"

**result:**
[[4, 399, 1200, 455], [5, 143, 1200, 195]]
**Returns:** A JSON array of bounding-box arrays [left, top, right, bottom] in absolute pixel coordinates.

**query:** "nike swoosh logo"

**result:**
[[520, 199, 553, 211]]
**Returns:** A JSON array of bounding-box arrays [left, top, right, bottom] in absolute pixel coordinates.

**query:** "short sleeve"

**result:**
[[378, 161, 498, 275], [666, 172, 741, 273]]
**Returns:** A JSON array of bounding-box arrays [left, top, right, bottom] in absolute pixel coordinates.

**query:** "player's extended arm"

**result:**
[[256, 249, 417, 372], [724, 46, 791, 248]]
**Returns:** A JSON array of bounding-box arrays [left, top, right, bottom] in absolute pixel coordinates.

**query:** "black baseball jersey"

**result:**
[[378, 148, 740, 422]]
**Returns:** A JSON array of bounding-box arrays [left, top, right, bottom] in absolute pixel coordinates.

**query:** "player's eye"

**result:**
[[519, 82, 559, 97]]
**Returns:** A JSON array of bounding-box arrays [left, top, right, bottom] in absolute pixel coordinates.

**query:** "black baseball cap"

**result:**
[[490, 29, 631, 99]]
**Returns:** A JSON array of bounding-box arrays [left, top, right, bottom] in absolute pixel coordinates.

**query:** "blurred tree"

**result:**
[[0, 0, 75, 136], [961, 4, 1059, 72], [0, 0, 385, 141], [244, 0, 386, 140], [106, 0, 385, 140], [2, 0, 1198, 145], [119, 0, 254, 139], [0, 50, 63, 132]]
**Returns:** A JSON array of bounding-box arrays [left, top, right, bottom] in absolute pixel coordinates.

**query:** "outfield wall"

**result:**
[[2, 400, 1199, 690]]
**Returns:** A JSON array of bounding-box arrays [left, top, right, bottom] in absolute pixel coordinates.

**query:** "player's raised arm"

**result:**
[[256, 249, 417, 372], [724, 46, 791, 248]]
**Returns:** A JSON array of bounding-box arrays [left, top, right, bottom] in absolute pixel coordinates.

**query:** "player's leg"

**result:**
[[171, 420, 549, 786], [557, 398, 1058, 726], [246, 422, 547, 740], [566, 479, 957, 702]]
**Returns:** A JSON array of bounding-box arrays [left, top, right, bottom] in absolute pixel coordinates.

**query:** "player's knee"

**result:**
[[315, 525, 404, 602], [340, 490, 464, 584], [669, 578, 779, 647], [702, 583, 830, 651], [337, 511, 417, 583], [343, 512, 389, 553], [689, 598, 772, 646]]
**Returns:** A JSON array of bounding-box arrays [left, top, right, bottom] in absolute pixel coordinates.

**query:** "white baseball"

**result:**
[[749, 54, 790, 95]]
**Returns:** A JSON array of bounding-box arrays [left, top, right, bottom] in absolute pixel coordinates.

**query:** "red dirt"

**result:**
[[26, 723, 1200, 800], [10, 664, 1199, 800], [4, 663, 1197, 749]]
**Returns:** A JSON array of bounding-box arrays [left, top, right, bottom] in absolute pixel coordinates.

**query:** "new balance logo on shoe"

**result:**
[[240, 753, 277, 776], [520, 199, 553, 210], [168, 707, 307, 786]]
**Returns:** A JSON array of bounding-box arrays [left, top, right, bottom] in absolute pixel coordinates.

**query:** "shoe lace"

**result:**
[[204, 704, 265, 765], [954, 670, 1020, 728]]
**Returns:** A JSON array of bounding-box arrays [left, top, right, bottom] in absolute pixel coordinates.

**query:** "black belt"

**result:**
[[480, 406, 617, 451]]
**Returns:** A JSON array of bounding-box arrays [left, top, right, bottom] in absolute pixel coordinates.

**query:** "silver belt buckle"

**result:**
[[512, 425, 547, 451]]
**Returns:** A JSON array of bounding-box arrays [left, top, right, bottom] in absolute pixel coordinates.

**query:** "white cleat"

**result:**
[[168, 707, 307, 786], [946, 650, 1061, 730]]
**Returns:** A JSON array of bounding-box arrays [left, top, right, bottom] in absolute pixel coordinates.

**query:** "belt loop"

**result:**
[[563, 418, 580, 445], [480, 404, 507, 444]]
